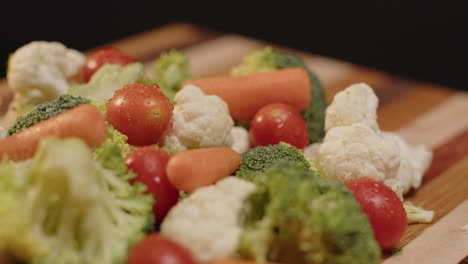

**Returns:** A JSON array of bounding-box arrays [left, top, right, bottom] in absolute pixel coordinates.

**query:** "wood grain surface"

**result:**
[[1, 22, 467, 263]]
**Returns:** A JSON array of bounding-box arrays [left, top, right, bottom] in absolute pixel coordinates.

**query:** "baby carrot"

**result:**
[[166, 147, 241, 193], [0, 104, 107, 161], [184, 68, 311, 121]]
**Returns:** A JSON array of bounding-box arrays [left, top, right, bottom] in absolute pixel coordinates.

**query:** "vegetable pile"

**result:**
[[0, 42, 435, 264]]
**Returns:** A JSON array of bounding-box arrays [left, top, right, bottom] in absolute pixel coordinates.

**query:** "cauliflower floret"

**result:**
[[7, 41, 85, 102], [382, 132, 433, 193], [161, 177, 256, 262], [163, 85, 234, 154], [303, 143, 321, 162], [325, 83, 379, 132], [230, 126, 249, 153], [317, 123, 400, 182], [318, 83, 433, 196], [162, 134, 187, 154], [403, 202, 434, 224]]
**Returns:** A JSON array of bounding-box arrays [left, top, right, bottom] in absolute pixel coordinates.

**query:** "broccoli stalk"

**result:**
[[0, 138, 153, 264], [7, 94, 90, 135], [231, 47, 328, 143], [238, 161, 381, 264]]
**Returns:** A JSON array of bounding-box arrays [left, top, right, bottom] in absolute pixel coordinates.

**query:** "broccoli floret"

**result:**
[[0, 137, 153, 264], [153, 50, 192, 102], [231, 47, 328, 143], [231, 47, 281, 76], [94, 125, 133, 165], [236, 142, 311, 181], [7, 94, 90, 135], [69, 63, 145, 105], [238, 161, 381, 264]]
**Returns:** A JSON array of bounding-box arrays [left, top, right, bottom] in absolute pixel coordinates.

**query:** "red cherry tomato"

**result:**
[[344, 177, 407, 249], [83, 47, 136, 82], [106, 83, 173, 146], [249, 103, 309, 149], [128, 233, 196, 264], [125, 147, 179, 224]]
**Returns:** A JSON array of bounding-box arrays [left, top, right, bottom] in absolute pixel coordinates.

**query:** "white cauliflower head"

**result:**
[[382, 132, 433, 193], [325, 83, 379, 132], [163, 85, 234, 154], [230, 126, 250, 153], [161, 177, 256, 263], [317, 124, 400, 182], [7, 41, 85, 102], [318, 82, 433, 199]]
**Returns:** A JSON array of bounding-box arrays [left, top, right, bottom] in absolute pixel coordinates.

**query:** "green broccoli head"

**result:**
[[236, 142, 311, 181], [153, 50, 192, 101], [0, 137, 153, 264], [230, 47, 328, 143], [306, 183, 381, 264], [230, 47, 281, 76], [238, 161, 381, 264], [7, 94, 90, 135]]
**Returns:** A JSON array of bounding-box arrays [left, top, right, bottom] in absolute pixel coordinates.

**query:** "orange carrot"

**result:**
[[0, 104, 107, 161], [209, 259, 280, 264], [184, 68, 311, 121], [166, 147, 241, 192]]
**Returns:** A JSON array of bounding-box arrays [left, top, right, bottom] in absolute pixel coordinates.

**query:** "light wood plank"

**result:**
[[99, 22, 216, 62], [378, 85, 454, 131], [397, 93, 468, 148], [398, 156, 468, 246], [424, 129, 468, 183], [185, 34, 265, 76], [384, 200, 468, 264]]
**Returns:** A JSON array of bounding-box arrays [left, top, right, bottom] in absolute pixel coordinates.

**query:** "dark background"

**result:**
[[1, 1, 467, 90]]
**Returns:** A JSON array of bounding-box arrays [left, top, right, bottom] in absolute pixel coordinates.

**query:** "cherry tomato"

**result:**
[[128, 233, 196, 264], [125, 147, 179, 224], [249, 103, 309, 149], [345, 177, 407, 249], [106, 83, 173, 146], [83, 47, 136, 82]]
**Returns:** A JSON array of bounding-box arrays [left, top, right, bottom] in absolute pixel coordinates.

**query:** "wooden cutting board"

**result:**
[[1, 23, 467, 263]]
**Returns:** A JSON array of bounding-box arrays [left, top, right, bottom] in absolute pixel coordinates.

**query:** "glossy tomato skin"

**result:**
[[106, 83, 173, 146], [249, 103, 309, 149], [345, 177, 407, 249], [125, 147, 179, 224], [83, 47, 136, 82], [128, 233, 196, 264]]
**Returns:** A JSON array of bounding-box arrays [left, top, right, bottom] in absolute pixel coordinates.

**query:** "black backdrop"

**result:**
[[2, 1, 467, 90]]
